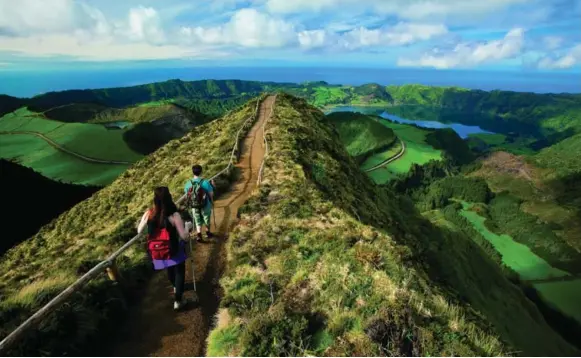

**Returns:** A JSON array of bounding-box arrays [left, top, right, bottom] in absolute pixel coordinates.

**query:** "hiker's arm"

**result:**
[[137, 211, 149, 234], [207, 180, 215, 202], [171, 213, 191, 240]]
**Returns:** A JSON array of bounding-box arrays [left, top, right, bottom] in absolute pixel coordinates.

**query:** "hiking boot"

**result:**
[[196, 233, 203, 242], [173, 298, 186, 311], [206, 231, 214, 239]]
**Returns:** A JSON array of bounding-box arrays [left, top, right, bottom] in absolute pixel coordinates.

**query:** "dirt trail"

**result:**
[[109, 95, 276, 357]]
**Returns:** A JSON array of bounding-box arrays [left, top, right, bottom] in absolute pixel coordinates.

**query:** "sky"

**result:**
[[0, 0, 580, 71]]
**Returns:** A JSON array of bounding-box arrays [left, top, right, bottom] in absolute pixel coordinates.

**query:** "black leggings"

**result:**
[[167, 262, 186, 301]]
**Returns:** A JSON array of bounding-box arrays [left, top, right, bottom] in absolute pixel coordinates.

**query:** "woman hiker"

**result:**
[[137, 186, 193, 310]]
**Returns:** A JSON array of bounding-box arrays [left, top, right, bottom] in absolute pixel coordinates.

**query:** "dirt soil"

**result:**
[[109, 95, 276, 357]]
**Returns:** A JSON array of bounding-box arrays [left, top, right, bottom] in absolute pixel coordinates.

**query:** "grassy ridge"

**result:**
[[326, 112, 396, 165], [27, 79, 276, 110], [207, 94, 578, 356], [0, 108, 143, 185], [0, 97, 264, 356]]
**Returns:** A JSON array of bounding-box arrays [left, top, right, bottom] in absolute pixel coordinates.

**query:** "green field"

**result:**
[[534, 280, 581, 322], [137, 100, 176, 107], [311, 86, 351, 107], [0, 108, 143, 185], [460, 203, 568, 281], [326, 112, 396, 163], [460, 202, 581, 324], [367, 121, 442, 184], [360, 140, 403, 170]]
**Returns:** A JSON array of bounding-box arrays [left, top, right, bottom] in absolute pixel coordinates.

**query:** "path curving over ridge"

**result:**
[[109, 95, 276, 357], [364, 139, 406, 172], [0, 130, 133, 165]]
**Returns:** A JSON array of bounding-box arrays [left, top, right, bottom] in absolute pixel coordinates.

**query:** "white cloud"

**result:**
[[0, 34, 228, 61], [182, 10, 447, 52], [298, 30, 330, 49], [266, 0, 530, 20], [398, 28, 525, 69], [126, 6, 165, 44], [542, 35, 564, 50], [536, 44, 581, 69], [0, 0, 102, 35], [181, 9, 297, 48], [266, 0, 339, 14], [338, 23, 448, 50]]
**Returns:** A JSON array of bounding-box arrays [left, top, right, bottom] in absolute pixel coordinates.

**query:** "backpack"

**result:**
[[187, 179, 207, 210], [147, 215, 176, 260]]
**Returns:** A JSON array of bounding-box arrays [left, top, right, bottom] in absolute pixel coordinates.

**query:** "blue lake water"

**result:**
[[103, 121, 131, 129], [1, 66, 579, 98], [328, 106, 493, 138]]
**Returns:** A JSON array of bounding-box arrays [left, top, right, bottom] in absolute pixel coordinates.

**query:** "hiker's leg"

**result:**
[[192, 208, 203, 234], [167, 266, 176, 287], [203, 207, 212, 234], [174, 262, 186, 302]]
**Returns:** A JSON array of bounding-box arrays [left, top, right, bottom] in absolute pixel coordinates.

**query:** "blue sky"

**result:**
[[0, 0, 580, 71]]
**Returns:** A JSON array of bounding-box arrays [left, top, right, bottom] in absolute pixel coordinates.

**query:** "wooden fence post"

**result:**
[[106, 260, 121, 282]]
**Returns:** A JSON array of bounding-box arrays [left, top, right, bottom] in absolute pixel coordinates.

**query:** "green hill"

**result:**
[[25, 79, 289, 110], [534, 132, 581, 180], [207, 93, 577, 356], [0, 96, 265, 356], [385, 85, 581, 145], [2, 94, 578, 356], [0, 108, 143, 185], [326, 112, 396, 165]]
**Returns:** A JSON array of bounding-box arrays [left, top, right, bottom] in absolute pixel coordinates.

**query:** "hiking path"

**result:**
[[109, 95, 276, 356]]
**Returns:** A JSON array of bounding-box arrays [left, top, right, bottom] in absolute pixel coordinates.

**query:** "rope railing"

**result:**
[[257, 95, 276, 185], [0, 95, 265, 354]]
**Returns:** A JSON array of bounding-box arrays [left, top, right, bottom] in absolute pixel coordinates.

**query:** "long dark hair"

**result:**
[[148, 187, 178, 227]]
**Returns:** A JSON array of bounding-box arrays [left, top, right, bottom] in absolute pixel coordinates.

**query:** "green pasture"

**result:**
[[0, 135, 130, 185], [137, 99, 175, 107], [360, 140, 403, 171], [459, 202, 581, 323], [0, 108, 142, 185], [534, 280, 581, 323], [366, 122, 442, 184], [311, 86, 350, 107], [460, 204, 568, 281]]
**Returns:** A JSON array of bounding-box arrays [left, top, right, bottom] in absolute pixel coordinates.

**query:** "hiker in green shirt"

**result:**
[[184, 164, 215, 242]]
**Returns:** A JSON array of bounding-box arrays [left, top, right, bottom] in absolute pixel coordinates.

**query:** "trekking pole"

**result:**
[[212, 202, 217, 232], [188, 237, 196, 292]]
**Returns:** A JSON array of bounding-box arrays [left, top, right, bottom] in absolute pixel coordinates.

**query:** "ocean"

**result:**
[[1, 66, 579, 98]]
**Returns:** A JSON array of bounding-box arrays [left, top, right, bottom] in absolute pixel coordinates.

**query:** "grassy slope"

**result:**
[[0, 97, 264, 356], [368, 121, 442, 184], [534, 132, 581, 180], [0, 108, 143, 185], [90, 103, 188, 124], [470, 133, 581, 255], [206, 94, 577, 357], [326, 112, 396, 164]]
